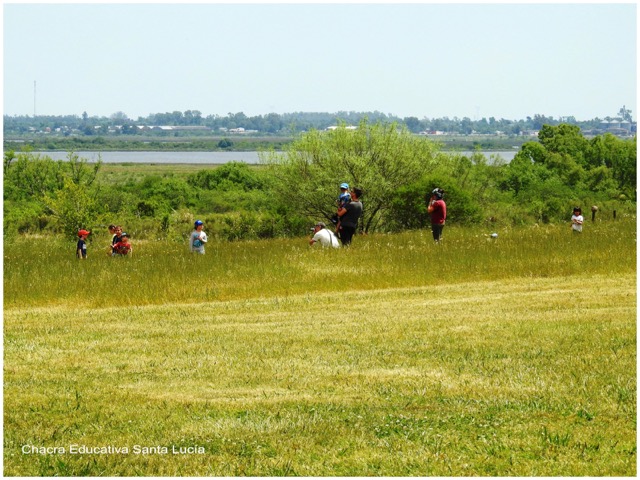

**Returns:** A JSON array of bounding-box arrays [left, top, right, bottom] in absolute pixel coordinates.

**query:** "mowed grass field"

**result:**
[[3, 219, 637, 476]]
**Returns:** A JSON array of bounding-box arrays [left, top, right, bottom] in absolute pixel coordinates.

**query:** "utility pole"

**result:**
[[33, 80, 36, 117]]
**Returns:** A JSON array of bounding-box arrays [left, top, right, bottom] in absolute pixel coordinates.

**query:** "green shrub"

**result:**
[[187, 162, 264, 191], [389, 176, 482, 230]]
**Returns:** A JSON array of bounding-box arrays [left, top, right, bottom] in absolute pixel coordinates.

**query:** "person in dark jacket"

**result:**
[[336, 187, 363, 246]]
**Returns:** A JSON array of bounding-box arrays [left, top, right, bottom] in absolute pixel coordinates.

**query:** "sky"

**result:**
[[2, 1, 637, 121]]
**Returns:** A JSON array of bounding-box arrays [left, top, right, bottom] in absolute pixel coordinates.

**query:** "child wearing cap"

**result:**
[[189, 220, 208, 254], [338, 183, 351, 209], [112, 232, 132, 256], [77, 229, 90, 259], [331, 183, 352, 233]]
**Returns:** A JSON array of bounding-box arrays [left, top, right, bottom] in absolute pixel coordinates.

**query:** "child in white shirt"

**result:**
[[571, 207, 583, 233], [189, 220, 208, 254]]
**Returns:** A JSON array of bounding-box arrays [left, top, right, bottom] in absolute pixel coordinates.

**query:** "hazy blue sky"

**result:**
[[3, 2, 637, 121]]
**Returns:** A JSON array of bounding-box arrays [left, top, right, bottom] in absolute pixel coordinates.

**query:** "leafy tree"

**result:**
[[588, 134, 636, 194], [3, 151, 65, 200], [45, 178, 98, 236], [618, 105, 633, 122], [538, 124, 591, 168], [403, 116, 422, 133], [66, 151, 102, 186], [263, 119, 440, 232]]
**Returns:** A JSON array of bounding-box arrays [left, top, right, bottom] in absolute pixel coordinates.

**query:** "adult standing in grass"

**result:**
[[337, 187, 363, 246], [189, 220, 208, 254], [76, 229, 90, 259], [427, 188, 446, 243], [309, 222, 340, 248]]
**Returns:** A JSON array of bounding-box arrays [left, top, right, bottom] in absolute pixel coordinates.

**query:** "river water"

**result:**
[[24, 150, 517, 164]]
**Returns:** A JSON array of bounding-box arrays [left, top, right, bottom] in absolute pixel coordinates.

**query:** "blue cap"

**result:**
[[340, 183, 349, 189], [194, 220, 203, 227]]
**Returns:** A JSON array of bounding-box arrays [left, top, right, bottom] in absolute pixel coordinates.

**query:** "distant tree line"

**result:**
[[4, 107, 634, 137]]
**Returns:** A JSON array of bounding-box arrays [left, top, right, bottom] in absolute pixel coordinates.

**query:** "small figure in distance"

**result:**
[[571, 207, 583, 233], [112, 232, 132, 256], [309, 221, 340, 248], [427, 187, 447, 243], [190, 220, 208, 254], [331, 182, 351, 234], [109, 225, 123, 256], [108, 224, 117, 242], [336, 187, 363, 246], [77, 229, 90, 259]]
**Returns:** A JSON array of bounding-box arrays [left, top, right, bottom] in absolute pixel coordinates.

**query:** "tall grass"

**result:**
[[3, 219, 636, 476], [4, 218, 636, 309]]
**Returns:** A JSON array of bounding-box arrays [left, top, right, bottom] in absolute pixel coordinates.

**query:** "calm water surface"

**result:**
[[26, 150, 517, 164]]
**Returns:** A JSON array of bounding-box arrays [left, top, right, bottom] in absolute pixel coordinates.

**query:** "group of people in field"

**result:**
[[309, 184, 448, 248], [75, 224, 132, 260], [309, 183, 364, 248], [75, 183, 584, 259]]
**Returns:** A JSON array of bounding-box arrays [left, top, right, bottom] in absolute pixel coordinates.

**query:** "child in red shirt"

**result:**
[[112, 232, 132, 256]]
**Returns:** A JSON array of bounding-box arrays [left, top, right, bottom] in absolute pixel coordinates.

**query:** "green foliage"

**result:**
[[538, 124, 590, 167], [217, 138, 234, 149], [3, 125, 636, 238], [128, 175, 195, 214], [588, 134, 636, 196], [3, 151, 103, 235], [45, 178, 98, 236], [3, 150, 65, 200], [187, 162, 264, 191], [389, 177, 482, 230], [3, 200, 49, 234], [497, 125, 636, 223]]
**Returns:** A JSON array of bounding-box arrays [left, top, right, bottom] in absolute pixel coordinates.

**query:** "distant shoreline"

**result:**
[[3, 134, 532, 154]]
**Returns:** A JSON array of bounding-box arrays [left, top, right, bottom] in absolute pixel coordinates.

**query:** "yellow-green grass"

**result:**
[[3, 219, 636, 309], [3, 220, 636, 475]]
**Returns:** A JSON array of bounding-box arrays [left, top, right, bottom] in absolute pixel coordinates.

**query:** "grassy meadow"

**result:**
[[3, 218, 637, 476]]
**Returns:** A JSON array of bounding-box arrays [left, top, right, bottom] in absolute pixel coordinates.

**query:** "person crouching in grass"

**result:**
[[112, 232, 132, 256], [77, 229, 90, 259], [309, 222, 340, 248]]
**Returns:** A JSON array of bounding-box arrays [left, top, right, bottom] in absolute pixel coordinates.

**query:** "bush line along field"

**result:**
[[4, 122, 636, 241], [3, 218, 636, 476]]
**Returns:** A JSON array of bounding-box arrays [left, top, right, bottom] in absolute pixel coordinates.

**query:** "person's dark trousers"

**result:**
[[431, 224, 444, 242], [339, 226, 356, 245]]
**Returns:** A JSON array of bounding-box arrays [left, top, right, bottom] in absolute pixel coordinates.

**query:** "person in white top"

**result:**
[[309, 222, 340, 248], [189, 220, 208, 254], [571, 207, 584, 233]]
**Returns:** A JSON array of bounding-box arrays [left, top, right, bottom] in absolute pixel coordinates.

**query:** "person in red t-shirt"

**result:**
[[427, 188, 446, 243], [112, 232, 132, 256]]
